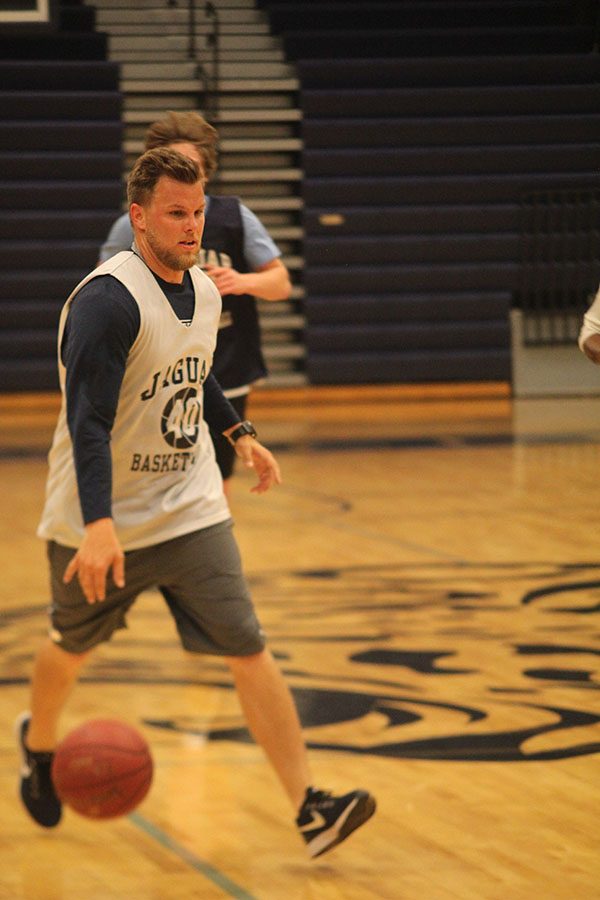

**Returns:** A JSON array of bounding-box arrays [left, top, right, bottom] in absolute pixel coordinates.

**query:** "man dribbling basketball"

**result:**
[[17, 147, 376, 858]]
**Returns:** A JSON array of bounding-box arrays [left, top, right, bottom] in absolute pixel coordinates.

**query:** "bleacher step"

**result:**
[[120, 107, 302, 125], [124, 138, 302, 154], [94, 8, 265, 26], [110, 35, 281, 53], [121, 62, 296, 79], [121, 78, 300, 94]]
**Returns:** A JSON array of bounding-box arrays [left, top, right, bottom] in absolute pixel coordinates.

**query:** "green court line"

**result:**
[[129, 811, 257, 899]]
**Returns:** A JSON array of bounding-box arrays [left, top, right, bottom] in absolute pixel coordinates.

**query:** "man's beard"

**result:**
[[146, 226, 199, 271]]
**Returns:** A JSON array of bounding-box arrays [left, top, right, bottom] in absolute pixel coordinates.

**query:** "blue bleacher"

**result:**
[[258, 0, 600, 385], [0, 2, 122, 392]]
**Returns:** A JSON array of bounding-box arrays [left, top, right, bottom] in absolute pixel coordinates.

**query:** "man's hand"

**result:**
[[204, 264, 246, 297], [63, 517, 125, 604], [204, 259, 291, 302], [233, 435, 282, 494]]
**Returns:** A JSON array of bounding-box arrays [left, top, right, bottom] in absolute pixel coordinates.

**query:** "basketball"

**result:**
[[51, 719, 153, 820]]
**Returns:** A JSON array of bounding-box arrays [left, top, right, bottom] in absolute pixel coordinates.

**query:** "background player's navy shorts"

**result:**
[[46, 519, 266, 656]]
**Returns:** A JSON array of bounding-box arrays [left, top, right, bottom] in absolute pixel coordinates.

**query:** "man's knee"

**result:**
[[45, 638, 92, 668], [225, 647, 269, 671]]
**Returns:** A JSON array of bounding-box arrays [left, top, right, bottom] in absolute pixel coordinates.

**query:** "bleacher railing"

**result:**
[[166, 0, 220, 122]]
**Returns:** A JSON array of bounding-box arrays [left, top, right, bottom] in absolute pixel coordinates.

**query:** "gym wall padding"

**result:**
[[0, 1, 122, 392]]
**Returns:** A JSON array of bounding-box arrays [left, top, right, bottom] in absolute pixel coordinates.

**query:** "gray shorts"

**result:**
[[46, 519, 265, 657]]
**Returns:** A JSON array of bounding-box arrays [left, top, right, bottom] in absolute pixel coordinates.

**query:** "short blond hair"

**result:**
[[145, 111, 218, 182], [127, 147, 201, 207]]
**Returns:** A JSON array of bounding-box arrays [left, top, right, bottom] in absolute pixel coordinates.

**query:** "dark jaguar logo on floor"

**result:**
[[142, 562, 600, 762]]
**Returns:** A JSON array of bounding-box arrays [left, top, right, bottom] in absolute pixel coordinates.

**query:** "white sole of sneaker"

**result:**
[[14, 710, 32, 778], [309, 793, 376, 858]]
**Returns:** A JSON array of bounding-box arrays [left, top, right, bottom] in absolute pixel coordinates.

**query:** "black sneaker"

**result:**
[[16, 711, 62, 828], [296, 787, 376, 858]]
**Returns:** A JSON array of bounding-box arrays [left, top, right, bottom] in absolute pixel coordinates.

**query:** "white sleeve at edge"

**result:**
[[578, 285, 600, 351]]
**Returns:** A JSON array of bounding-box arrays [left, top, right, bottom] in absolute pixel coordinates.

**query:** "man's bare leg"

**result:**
[[17, 639, 90, 827], [26, 638, 90, 750], [225, 646, 376, 857], [226, 647, 312, 810]]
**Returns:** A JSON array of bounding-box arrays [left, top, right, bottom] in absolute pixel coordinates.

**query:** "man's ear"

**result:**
[[130, 203, 145, 231]]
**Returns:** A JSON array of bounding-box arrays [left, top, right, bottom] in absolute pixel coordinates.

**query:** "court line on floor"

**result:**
[[2, 429, 600, 460], [264, 431, 600, 453], [274, 481, 467, 564], [129, 811, 257, 900]]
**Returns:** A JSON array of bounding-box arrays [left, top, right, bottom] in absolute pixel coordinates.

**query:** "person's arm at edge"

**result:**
[[579, 287, 600, 363]]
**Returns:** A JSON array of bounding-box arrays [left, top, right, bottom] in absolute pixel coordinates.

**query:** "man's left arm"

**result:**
[[223, 427, 282, 494], [203, 373, 281, 493]]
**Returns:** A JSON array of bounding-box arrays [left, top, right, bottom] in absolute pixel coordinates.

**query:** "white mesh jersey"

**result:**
[[38, 251, 230, 551]]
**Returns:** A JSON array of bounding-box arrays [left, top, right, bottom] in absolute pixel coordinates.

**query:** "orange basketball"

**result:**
[[51, 719, 153, 819]]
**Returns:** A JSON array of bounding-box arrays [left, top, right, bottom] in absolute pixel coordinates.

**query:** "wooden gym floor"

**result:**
[[0, 384, 598, 900]]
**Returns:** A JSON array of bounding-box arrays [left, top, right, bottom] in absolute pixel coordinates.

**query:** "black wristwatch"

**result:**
[[226, 420, 257, 446]]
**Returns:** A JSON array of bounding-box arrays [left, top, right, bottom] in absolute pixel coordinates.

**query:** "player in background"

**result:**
[[99, 111, 292, 497]]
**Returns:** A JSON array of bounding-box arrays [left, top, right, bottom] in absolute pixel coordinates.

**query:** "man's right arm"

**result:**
[[63, 276, 140, 524], [61, 276, 139, 602]]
